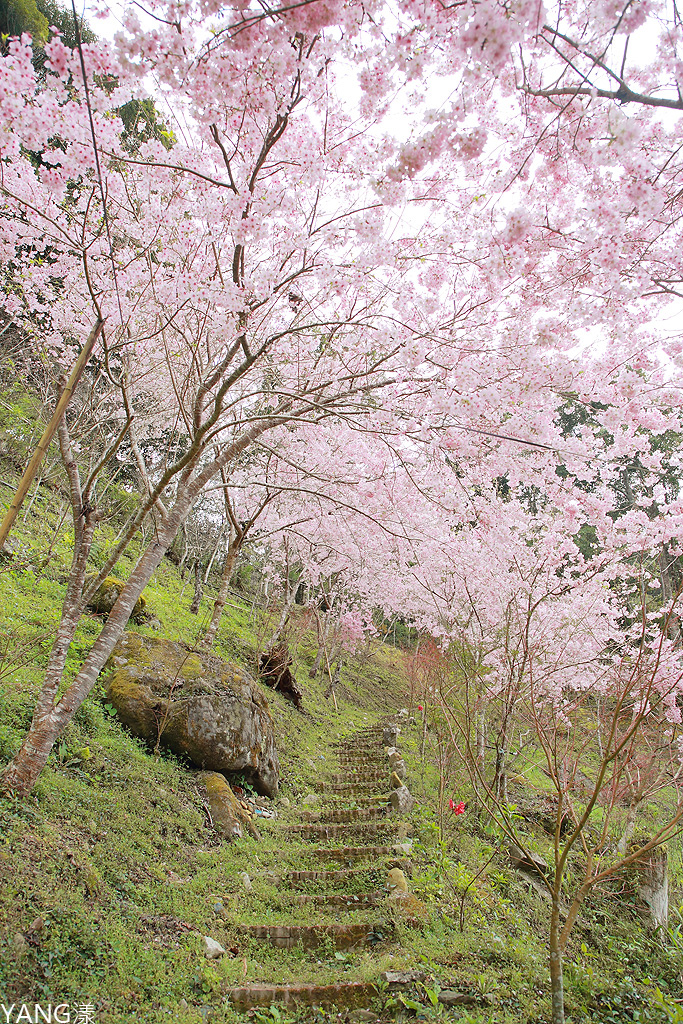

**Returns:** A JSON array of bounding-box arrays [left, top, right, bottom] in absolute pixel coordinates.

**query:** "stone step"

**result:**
[[286, 858, 409, 884], [287, 892, 384, 907], [336, 759, 387, 769], [322, 793, 389, 807], [227, 980, 378, 1010], [315, 845, 411, 863], [337, 749, 386, 758], [335, 741, 384, 749], [325, 771, 388, 784], [312, 806, 387, 824], [241, 920, 389, 950], [335, 750, 386, 759], [336, 727, 385, 738], [287, 868, 365, 884], [288, 820, 396, 841], [331, 760, 387, 770], [317, 781, 387, 795]]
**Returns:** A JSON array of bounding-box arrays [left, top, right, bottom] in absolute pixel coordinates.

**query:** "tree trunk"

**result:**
[[617, 795, 642, 856], [269, 579, 298, 648], [200, 542, 240, 649], [493, 714, 509, 804], [310, 606, 333, 678], [549, 899, 565, 1024], [494, 745, 508, 804], [659, 544, 681, 643], [1, 508, 183, 797], [189, 559, 203, 614], [204, 525, 226, 584], [476, 708, 486, 773]]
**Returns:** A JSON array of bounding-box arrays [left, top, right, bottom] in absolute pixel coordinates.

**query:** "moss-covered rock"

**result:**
[[104, 634, 280, 797], [87, 576, 147, 622], [197, 770, 261, 841]]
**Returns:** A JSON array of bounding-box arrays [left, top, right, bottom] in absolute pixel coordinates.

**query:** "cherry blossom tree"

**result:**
[[2, 0, 683, 835], [0, 15, 427, 794]]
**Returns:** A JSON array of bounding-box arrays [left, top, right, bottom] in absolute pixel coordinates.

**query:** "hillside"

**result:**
[[0, 464, 682, 1024]]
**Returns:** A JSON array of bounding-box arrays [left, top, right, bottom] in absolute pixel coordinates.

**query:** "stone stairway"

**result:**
[[226, 720, 412, 1012]]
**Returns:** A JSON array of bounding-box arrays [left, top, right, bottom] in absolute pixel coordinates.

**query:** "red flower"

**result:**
[[417, 705, 423, 711], [449, 799, 465, 815]]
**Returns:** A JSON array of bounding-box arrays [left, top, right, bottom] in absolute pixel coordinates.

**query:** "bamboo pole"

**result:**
[[0, 320, 104, 549]]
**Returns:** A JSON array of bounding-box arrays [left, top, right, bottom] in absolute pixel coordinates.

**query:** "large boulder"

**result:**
[[105, 634, 279, 797]]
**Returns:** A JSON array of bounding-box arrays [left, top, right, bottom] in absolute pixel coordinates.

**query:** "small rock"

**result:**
[[438, 991, 494, 1008], [0, 536, 20, 559], [239, 871, 252, 892], [201, 935, 225, 959], [11, 932, 27, 956], [179, 998, 189, 1011], [438, 991, 474, 1007], [348, 1011, 377, 1022], [380, 969, 425, 986], [384, 746, 397, 757], [386, 868, 409, 894], [301, 810, 321, 822], [389, 771, 403, 790], [389, 785, 414, 814], [148, 618, 162, 630], [508, 842, 548, 877], [392, 841, 413, 855], [212, 901, 224, 915], [199, 772, 253, 842], [302, 793, 319, 806], [383, 725, 399, 745], [391, 760, 407, 780], [277, 796, 291, 809]]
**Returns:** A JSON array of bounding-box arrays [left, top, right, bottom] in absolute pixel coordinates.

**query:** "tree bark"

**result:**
[[0, 320, 103, 549], [189, 559, 203, 614], [494, 744, 508, 804], [617, 795, 643, 855], [200, 541, 240, 649], [269, 578, 299, 648], [310, 610, 332, 678], [549, 899, 565, 1024], [476, 708, 486, 774]]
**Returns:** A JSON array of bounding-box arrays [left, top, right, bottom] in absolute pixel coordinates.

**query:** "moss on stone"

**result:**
[[179, 655, 203, 680], [87, 575, 148, 621]]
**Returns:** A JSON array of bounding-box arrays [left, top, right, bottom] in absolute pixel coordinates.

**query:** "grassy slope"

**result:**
[[1, 476, 682, 1022]]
